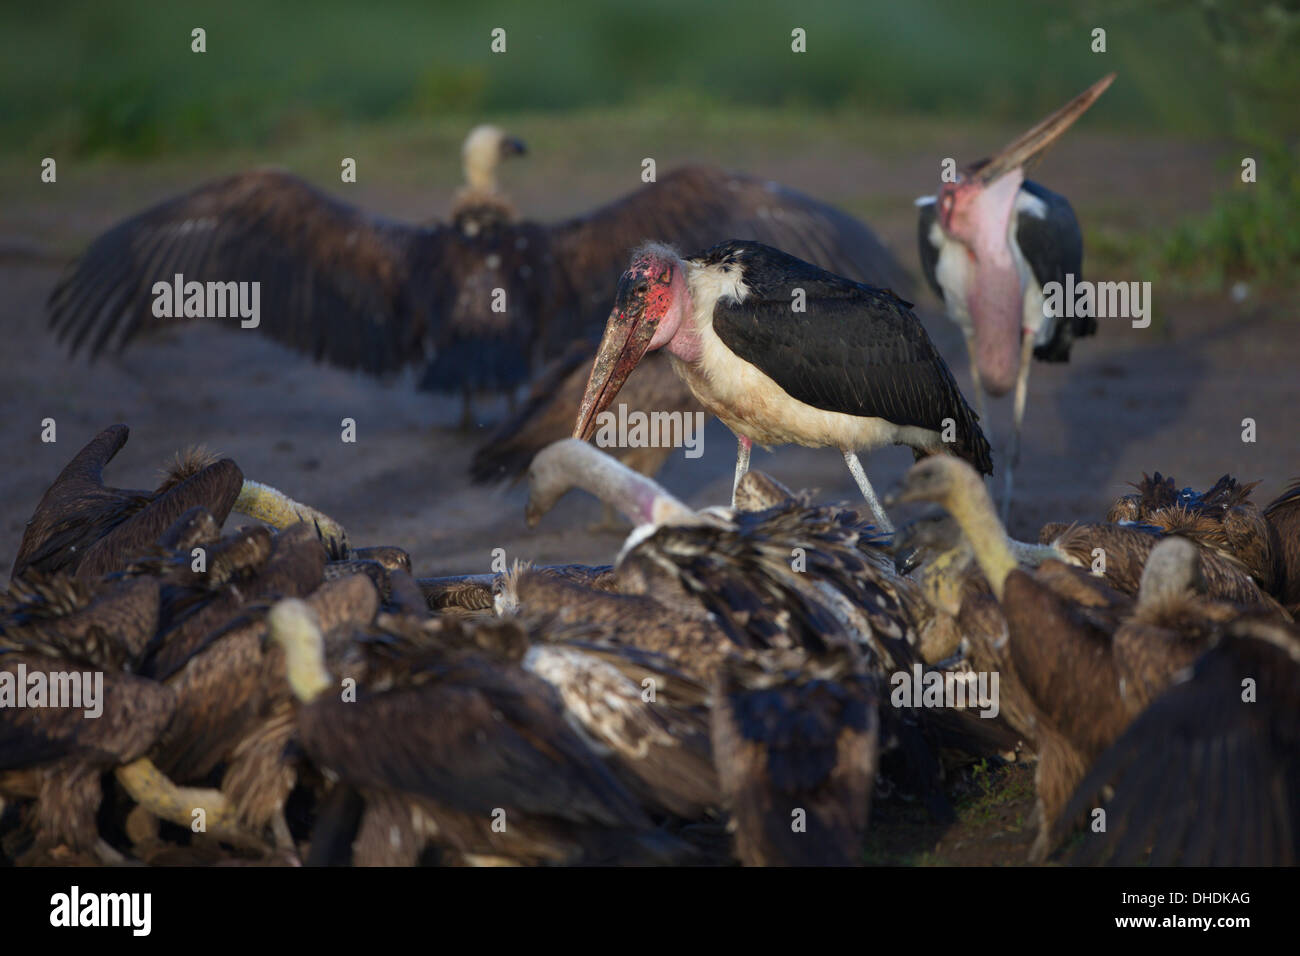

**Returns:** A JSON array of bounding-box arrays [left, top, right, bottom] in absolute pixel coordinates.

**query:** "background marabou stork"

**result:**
[[572, 240, 991, 531], [917, 74, 1114, 521]]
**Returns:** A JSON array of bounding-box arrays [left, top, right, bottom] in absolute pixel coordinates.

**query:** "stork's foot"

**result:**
[[234, 480, 348, 550], [1027, 828, 1052, 864], [1025, 798, 1051, 863]]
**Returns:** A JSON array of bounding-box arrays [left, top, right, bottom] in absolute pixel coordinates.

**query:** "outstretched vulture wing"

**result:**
[[1061, 619, 1300, 866], [48, 169, 437, 375]]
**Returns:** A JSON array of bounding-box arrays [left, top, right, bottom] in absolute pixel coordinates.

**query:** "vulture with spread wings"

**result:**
[[47, 126, 908, 427]]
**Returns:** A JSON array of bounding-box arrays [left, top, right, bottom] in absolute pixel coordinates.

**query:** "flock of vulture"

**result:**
[[4, 72, 1296, 866], [2, 427, 1297, 866]]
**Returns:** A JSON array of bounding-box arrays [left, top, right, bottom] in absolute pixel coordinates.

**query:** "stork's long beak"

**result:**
[[973, 73, 1115, 184], [573, 298, 656, 441]]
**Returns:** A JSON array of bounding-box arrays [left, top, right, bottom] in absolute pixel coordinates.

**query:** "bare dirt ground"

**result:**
[[0, 123, 1294, 863]]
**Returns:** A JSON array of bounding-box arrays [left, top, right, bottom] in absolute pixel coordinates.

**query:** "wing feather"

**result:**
[[1063, 623, 1300, 865], [706, 243, 991, 473], [48, 169, 434, 375]]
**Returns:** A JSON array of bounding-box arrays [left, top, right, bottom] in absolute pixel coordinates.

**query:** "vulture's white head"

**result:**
[[462, 124, 527, 193]]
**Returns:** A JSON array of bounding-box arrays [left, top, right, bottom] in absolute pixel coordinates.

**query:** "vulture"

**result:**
[[48, 124, 908, 429], [892, 456, 1293, 862], [1042, 470, 1290, 612], [268, 598, 690, 866], [0, 571, 265, 862], [1265, 479, 1300, 612], [1062, 613, 1300, 866], [521, 440, 1019, 860], [12, 424, 348, 586]]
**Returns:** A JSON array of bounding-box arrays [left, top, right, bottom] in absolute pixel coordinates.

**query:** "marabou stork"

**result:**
[[572, 240, 991, 531], [47, 125, 905, 429], [917, 74, 1114, 520]]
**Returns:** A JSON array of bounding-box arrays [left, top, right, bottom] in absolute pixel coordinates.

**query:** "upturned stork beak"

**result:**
[[573, 277, 657, 441], [971, 73, 1115, 184]]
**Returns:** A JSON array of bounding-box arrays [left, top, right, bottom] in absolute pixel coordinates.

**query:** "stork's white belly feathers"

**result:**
[[668, 309, 943, 455]]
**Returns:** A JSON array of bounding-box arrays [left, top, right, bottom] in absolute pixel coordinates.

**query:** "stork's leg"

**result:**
[[842, 450, 894, 533], [964, 333, 987, 424], [731, 436, 752, 508], [1000, 334, 1036, 525]]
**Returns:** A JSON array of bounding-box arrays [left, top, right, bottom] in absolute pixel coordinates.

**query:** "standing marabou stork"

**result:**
[[572, 240, 991, 531], [917, 74, 1114, 521]]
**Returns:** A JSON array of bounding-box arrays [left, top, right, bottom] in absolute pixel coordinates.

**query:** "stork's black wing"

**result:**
[[915, 197, 943, 303], [1061, 620, 1300, 865], [1018, 180, 1091, 362], [47, 169, 437, 376], [548, 165, 910, 345], [705, 241, 992, 474]]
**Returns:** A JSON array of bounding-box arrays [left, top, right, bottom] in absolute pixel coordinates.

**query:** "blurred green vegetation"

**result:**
[[1177, 1, 1298, 286], [1133, 1, 1300, 288], [1158, 144, 1300, 287], [2, 1, 1295, 287], [0, 0, 1269, 158]]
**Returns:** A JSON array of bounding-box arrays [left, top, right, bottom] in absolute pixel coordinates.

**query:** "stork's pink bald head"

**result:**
[[573, 244, 692, 441]]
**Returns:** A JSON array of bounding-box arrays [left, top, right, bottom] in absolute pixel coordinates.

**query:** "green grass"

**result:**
[[1159, 145, 1300, 287], [955, 758, 1036, 825], [861, 759, 1037, 865], [4, 2, 1295, 289], [1088, 143, 1300, 292], [0, 0, 1250, 158]]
